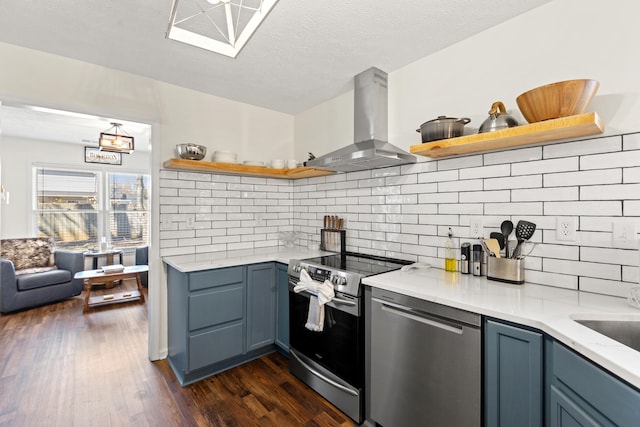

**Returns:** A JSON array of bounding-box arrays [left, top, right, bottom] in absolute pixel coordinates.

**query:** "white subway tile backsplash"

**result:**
[[159, 132, 640, 298], [623, 167, 640, 183], [544, 135, 621, 158], [544, 201, 621, 216], [419, 192, 458, 204], [484, 147, 542, 165], [623, 133, 640, 150], [581, 247, 638, 266], [459, 164, 510, 180], [624, 201, 640, 216], [581, 150, 640, 170], [544, 169, 621, 187], [438, 203, 483, 215], [438, 180, 483, 193], [401, 183, 438, 194], [525, 270, 578, 290], [485, 175, 542, 190], [579, 277, 635, 298], [402, 161, 437, 175], [418, 170, 459, 183], [485, 202, 543, 216], [437, 155, 482, 171], [544, 258, 620, 281], [512, 157, 579, 176], [459, 190, 510, 203], [581, 183, 640, 201], [512, 187, 578, 202]]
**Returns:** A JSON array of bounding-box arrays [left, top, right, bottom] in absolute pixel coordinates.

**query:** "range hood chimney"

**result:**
[[306, 67, 416, 172]]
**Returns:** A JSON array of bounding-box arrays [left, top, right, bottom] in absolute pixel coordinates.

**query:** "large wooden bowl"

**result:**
[[516, 79, 599, 123]]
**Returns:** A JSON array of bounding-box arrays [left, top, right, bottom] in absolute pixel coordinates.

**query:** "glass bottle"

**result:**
[[445, 227, 456, 272]]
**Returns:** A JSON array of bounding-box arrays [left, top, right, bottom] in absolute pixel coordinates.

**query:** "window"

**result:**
[[34, 167, 149, 250]]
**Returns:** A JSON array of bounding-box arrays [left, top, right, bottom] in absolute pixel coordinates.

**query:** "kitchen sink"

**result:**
[[574, 319, 640, 352]]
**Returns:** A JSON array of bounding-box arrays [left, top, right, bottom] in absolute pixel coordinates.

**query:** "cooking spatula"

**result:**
[[486, 238, 502, 258], [489, 232, 505, 249], [513, 220, 536, 258]]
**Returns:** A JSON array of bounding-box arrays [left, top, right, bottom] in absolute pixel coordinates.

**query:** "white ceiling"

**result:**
[[0, 0, 550, 115]]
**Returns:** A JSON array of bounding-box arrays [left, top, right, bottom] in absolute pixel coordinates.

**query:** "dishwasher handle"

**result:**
[[373, 297, 464, 335]]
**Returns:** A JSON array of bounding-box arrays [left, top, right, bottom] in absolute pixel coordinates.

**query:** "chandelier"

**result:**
[[166, 0, 279, 58], [99, 123, 134, 154]]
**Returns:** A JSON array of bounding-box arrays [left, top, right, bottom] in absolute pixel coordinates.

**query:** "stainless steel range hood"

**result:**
[[306, 67, 416, 172]]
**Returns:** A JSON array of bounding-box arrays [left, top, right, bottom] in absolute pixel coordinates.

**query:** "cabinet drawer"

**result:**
[[189, 322, 244, 372], [189, 266, 244, 291], [189, 285, 243, 331]]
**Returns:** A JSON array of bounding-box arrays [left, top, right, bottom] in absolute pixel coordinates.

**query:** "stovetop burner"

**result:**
[[302, 252, 412, 277], [288, 252, 412, 298]]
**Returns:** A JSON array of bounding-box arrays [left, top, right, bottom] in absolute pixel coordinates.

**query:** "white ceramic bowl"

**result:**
[[243, 160, 265, 167], [287, 159, 300, 169], [212, 150, 238, 163], [271, 159, 285, 169]]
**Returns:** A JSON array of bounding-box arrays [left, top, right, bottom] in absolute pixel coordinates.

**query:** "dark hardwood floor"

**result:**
[[0, 280, 356, 427]]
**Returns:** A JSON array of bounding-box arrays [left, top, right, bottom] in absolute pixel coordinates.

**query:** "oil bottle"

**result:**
[[445, 227, 456, 272]]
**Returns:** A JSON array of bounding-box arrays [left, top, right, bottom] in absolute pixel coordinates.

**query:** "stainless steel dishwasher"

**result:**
[[368, 287, 481, 427]]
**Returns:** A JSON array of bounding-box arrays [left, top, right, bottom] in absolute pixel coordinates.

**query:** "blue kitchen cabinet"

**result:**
[[275, 262, 289, 354], [167, 264, 246, 385], [485, 318, 544, 427], [246, 263, 276, 351], [548, 340, 640, 427]]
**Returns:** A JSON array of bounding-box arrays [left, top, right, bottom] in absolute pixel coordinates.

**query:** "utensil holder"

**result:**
[[487, 257, 524, 285], [321, 229, 346, 254]]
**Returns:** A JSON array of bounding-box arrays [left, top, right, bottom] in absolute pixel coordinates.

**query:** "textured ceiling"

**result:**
[[0, 0, 550, 115]]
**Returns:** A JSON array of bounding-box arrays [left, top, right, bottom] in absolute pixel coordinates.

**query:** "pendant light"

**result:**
[[99, 122, 134, 154]]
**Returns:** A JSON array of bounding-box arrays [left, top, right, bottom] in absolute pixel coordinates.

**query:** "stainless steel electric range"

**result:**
[[287, 252, 412, 424]]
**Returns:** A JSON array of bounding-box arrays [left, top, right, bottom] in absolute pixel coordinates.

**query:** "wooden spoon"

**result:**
[[486, 238, 502, 258]]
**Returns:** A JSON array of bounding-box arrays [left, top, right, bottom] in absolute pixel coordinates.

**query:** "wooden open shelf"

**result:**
[[410, 112, 604, 159], [163, 158, 335, 180]]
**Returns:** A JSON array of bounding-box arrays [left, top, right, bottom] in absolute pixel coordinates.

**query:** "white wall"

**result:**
[[0, 42, 295, 163], [0, 41, 294, 361], [294, 0, 640, 158], [0, 135, 150, 239]]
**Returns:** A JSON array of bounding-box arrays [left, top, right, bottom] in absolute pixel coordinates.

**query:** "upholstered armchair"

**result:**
[[1, 238, 84, 313]]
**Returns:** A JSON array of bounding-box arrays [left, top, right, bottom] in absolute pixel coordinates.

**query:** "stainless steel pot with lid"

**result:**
[[478, 101, 520, 133], [416, 116, 471, 143]]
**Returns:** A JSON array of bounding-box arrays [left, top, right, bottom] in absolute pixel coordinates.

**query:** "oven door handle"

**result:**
[[290, 351, 358, 397], [290, 285, 357, 307]]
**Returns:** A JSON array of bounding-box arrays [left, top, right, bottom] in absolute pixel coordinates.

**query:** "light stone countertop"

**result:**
[[362, 267, 640, 390], [162, 246, 333, 273], [163, 249, 640, 389]]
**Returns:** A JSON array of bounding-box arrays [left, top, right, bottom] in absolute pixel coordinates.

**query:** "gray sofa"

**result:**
[[1, 237, 84, 313]]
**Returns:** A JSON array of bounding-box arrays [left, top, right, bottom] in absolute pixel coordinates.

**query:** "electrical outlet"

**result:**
[[469, 218, 483, 238], [186, 216, 195, 229], [556, 217, 577, 241], [613, 221, 637, 249]]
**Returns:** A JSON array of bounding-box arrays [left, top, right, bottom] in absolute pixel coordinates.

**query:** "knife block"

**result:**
[[487, 257, 524, 285], [321, 229, 346, 254]]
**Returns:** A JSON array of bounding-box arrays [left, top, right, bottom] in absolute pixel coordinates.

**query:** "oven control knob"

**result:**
[[332, 275, 346, 286], [293, 264, 302, 273]]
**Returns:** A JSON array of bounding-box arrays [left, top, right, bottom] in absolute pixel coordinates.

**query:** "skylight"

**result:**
[[166, 0, 279, 58]]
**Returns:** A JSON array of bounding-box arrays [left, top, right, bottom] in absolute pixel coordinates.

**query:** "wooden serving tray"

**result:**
[[410, 112, 604, 159], [163, 158, 335, 179]]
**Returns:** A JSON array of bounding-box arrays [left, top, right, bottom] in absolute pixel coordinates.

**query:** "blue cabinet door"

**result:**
[[275, 263, 289, 353], [550, 341, 640, 426], [246, 263, 276, 351], [549, 385, 602, 427], [485, 319, 543, 427]]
